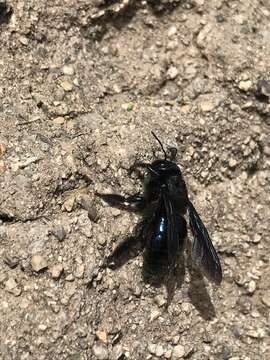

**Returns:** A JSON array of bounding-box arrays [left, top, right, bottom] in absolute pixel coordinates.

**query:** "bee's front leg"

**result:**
[[96, 192, 146, 212]]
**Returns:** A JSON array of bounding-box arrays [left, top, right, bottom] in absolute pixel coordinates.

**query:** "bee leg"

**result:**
[[126, 193, 145, 205], [96, 192, 145, 211], [129, 160, 149, 180], [104, 220, 147, 269]]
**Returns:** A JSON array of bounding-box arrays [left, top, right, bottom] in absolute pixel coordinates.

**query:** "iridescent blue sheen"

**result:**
[[151, 216, 167, 251]]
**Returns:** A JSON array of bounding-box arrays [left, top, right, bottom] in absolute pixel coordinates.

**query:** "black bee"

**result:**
[[97, 132, 222, 285]]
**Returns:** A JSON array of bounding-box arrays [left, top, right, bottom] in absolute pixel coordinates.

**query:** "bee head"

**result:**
[[147, 159, 181, 178], [148, 131, 181, 178]]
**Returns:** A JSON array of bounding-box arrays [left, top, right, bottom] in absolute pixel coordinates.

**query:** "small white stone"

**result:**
[[155, 344, 165, 357], [38, 324, 47, 331], [19, 36, 29, 45], [59, 79, 73, 92], [148, 343, 156, 355], [238, 80, 252, 92], [53, 116, 65, 125], [62, 64, 75, 76], [252, 234, 261, 243], [168, 26, 177, 38], [172, 345, 185, 359], [92, 344, 108, 360], [155, 294, 166, 307], [65, 274, 74, 282], [165, 349, 172, 358], [246, 328, 265, 339], [195, 0, 204, 5], [49, 264, 64, 279], [200, 100, 216, 112], [31, 255, 48, 272], [74, 264, 85, 279], [150, 309, 161, 322], [228, 158, 238, 168], [167, 66, 179, 80], [247, 280, 256, 294]]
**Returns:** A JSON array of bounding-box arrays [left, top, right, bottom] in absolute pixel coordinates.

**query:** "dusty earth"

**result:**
[[0, 0, 270, 359]]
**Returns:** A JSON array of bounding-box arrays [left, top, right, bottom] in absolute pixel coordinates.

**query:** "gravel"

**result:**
[[0, 1, 269, 359]]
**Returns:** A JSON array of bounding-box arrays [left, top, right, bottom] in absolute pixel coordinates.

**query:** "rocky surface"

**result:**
[[0, 0, 269, 359]]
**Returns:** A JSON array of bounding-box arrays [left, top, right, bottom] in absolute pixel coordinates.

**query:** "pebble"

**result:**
[[111, 208, 121, 217], [97, 233, 107, 246], [200, 100, 216, 112], [51, 225, 66, 241], [96, 330, 108, 343], [172, 345, 185, 359], [81, 223, 93, 238], [92, 343, 109, 360], [74, 264, 85, 279], [238, 80, 252, 92], [63, 197, 75, 212], [65, 274, 74, 282], [197, 23, 212, 48], [38, 324, 47, 331], [62, 64, 75, 76], [263, 145, 270, 156], [216, 14, 225, 23], [111, 344, 124, 360], [257, 79, 270, 98], [228, 158, 238, 168], [195, 0, 205, 5], [155, 294, 167, 307], [0, 143, 6, 156], [112, 84, 121, 94], [5, 277, 22, 296], [49, 264, 64, 279], [164, 349, 172, 358], [132, 284, 142, 297], [148, 343, 157, 355], [150, 309, 161, 322], [201, 170, 208, 179], [168, 26, 177, 38], [246, 328, 265, 339], [3, 254, 20, 269], [252, 234, 261, 243], [155, 345, 165, 357], [261, 291, 270, 307], [53, 116, 65, 125], [19, 36, 29, 45], [77, 195, 99, 222], [0, 160, 5, 174], [59, 79, 73, 92], [31, 255, 48, 272], [167, 66, 179, 80], [247, 280, 256, 294]]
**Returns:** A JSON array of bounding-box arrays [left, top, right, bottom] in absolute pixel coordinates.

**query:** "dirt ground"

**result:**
[[0, 0, 269, 359]]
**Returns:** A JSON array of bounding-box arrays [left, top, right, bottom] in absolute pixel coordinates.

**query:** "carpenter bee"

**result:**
[[97, 132, 222, 285]]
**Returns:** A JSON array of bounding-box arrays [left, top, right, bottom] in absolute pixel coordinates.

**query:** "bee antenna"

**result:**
[[151, 131, 167, 160]]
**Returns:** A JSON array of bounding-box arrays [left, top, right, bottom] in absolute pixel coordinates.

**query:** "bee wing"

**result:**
[[162, 191, 180, 267], [187, 200, 222, 285]]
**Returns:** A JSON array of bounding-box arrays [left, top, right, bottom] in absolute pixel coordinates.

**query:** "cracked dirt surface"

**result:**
[[0, 0, 269, 359]]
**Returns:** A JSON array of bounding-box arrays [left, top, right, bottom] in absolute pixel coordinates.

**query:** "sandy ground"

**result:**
[[0, 0, 269, 359]]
